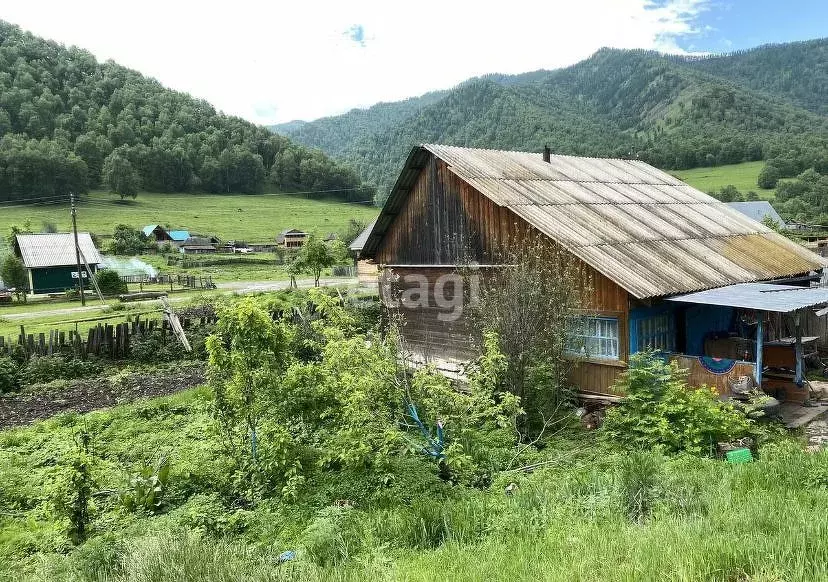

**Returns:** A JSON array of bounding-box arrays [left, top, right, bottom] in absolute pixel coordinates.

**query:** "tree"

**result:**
[[205, 298, 291, 500], [715, 184, 743, 202], [93, 269, 127, 295], [338, 218, 367, 247], [1, 255, 28, 302], [109, 224, 147, 255], [102, 150, 140, 199], [758, 164, 781, 189], [291, 236, 341, 286], [468, 238, 585, 435]]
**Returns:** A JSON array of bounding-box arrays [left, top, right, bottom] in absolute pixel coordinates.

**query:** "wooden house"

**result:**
[[349, 219, 380, 286], [14, 233, 102, 295], [359, 145, 827, 400], [179, 237, 217, 254], [277, 229, 308, 249]]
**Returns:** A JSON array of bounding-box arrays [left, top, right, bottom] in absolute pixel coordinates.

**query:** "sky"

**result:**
[[2, 0, 826, 125]]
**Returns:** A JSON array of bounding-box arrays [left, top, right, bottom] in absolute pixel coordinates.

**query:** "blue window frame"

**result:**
[[637, 313, 675, 352]]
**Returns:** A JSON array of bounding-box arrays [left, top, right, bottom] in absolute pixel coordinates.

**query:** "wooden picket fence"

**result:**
[[118, 274, 216, 290], [0, 313, 217, 361]]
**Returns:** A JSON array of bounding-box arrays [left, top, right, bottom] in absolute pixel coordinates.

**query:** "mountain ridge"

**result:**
[[272, 39, 828, 204]]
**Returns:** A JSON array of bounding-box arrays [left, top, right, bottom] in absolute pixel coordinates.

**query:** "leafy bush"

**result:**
[[20, 356, 103, 385], [94, 269, 128, 296], [601, 352, 752, 455], [171, 493, 251, 537], [129, 325, 211, 364], [0, 355, 20, 393], [49, 428, 96, 544], [118, 456, 170, 514]]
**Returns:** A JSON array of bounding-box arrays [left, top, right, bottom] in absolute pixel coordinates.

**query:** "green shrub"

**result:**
[[601, 352, 752, 456], [0, 355, 20, 392], [94, 269, 128, 296], [20, 355, 103, 385], [171, 493, 251, 537]]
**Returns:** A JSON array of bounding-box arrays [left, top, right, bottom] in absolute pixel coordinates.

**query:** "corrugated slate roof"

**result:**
[[363, 145, 823, 299], [16, 233, 102, 269], [726, 201, 786, 228], [350, 219, 377, 252]]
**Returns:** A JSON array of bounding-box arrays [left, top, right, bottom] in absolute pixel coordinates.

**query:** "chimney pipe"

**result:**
[[543, 145, 551, 163]]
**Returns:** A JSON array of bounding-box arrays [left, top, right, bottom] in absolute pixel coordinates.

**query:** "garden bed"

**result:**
[[0, 363, 205, 429]]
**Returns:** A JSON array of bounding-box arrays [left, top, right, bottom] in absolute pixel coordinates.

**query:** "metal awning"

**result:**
[[666, 283, 828, 313]]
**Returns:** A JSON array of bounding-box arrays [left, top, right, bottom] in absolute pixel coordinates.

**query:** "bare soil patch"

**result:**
[[0, 364, 205, 430]]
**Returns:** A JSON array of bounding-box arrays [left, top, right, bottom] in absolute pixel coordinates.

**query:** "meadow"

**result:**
[[0, 191, 379, 244], [672, 161, 774, 199]]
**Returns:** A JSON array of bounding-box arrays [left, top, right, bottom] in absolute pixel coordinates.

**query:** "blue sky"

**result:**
[[678, 0, 827, 52], [3, 0, 825, 124]]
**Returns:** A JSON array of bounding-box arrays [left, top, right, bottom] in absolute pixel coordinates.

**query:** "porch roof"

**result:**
[[666, 283, 828, 313]]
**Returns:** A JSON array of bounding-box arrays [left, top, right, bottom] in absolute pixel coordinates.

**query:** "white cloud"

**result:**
[[2, 0, 710, 124]]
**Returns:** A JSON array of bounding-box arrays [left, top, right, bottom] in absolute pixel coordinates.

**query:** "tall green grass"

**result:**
[[17, 441, 828, 582]]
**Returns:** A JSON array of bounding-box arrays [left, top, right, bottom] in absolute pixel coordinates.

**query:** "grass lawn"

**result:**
[[672, 161, 775, 200], [138, 253, 292, 283], [0, 190, 378, 244]]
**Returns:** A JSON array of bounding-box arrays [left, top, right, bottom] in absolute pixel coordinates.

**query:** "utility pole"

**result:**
[[70, 192, 86, 306]]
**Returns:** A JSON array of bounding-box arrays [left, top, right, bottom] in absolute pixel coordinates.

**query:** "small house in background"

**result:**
[[727, 201, 786, 229], [142, 224, 172, 241], [277, 229, 308, 249], [324, 233, 339, 242], [349, 218, 379, 286], [168, 230, 191, 245], [179, 237, 216, 254], [142, 225, 191, 247], [14, 233, 102, 295]]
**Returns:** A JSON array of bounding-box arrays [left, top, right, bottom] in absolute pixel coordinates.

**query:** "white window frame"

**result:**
[[568, 316, 619, 360]]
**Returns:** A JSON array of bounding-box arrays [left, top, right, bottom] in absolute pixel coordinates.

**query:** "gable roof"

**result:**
[[363, 144, 822, 299], [15, 233, 103, 269], [142, 224, 162, 237], [167, 230, 190, 242], [276, 229, 308, 243], [350, 219, 377, 252], [726, 201, 786, 228]]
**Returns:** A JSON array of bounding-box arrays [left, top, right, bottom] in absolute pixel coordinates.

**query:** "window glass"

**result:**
[[637, 313, 674, 352], [568, 316, 619, 359]]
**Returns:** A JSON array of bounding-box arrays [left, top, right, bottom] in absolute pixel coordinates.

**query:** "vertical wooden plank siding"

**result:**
[[376, 153, 631, 394]]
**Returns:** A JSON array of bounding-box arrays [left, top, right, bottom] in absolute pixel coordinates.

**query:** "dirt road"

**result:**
[[2, 278, 361, 322]]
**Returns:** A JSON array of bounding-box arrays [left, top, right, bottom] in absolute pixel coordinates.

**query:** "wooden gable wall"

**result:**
[[375, 153, 631, 394]]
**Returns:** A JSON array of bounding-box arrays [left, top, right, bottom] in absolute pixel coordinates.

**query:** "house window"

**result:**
[[568, 316, 619, 360], [637, 314, 674, 352]]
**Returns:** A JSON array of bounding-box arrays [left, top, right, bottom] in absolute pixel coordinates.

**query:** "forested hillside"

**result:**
[[0, 21, 373, 203], [274, 40, 828, 205], [682, 39, 828, 115]]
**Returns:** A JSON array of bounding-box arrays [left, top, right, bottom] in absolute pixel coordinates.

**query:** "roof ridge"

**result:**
[[421, 143, 643, 163]]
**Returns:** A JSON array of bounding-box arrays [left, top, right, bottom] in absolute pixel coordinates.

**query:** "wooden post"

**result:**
[[19, 325, 26, 360], [795, 310, 804, 386], [755, 312, 764, 388]]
